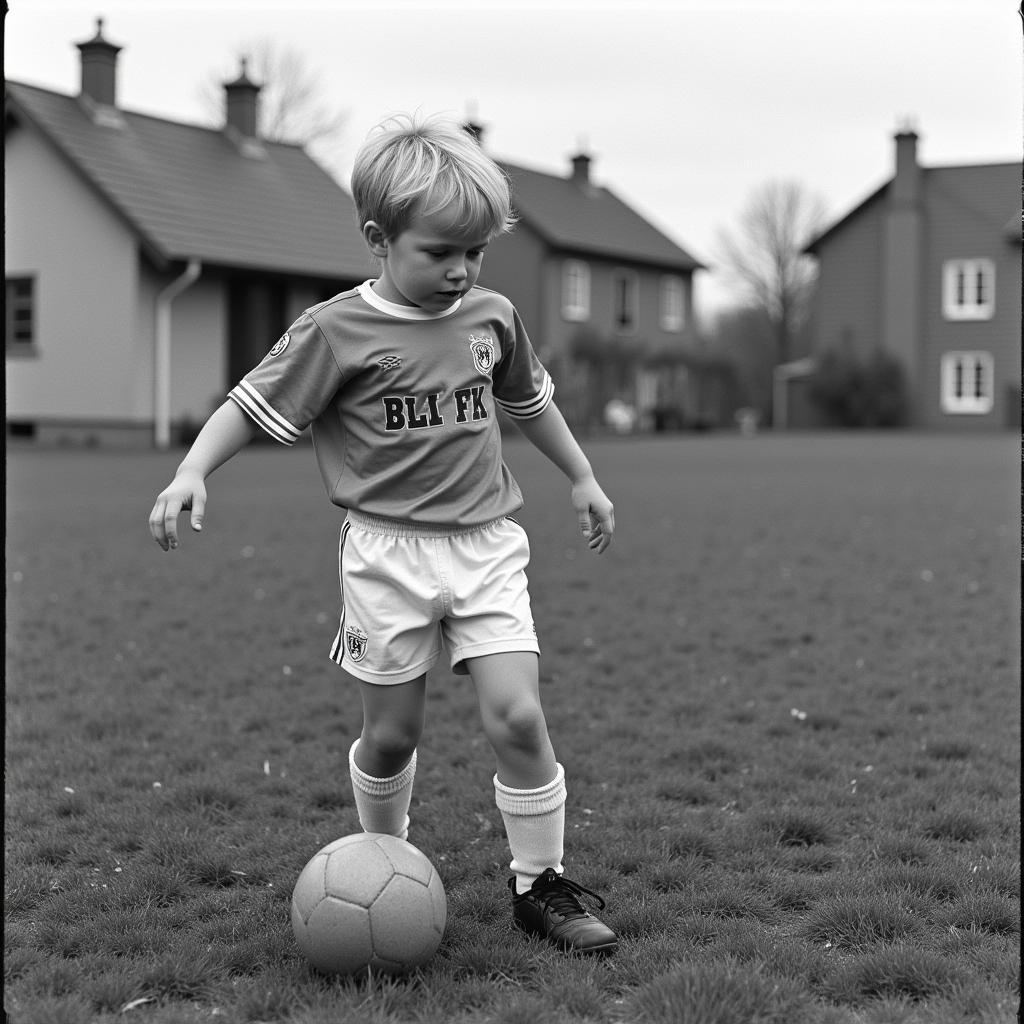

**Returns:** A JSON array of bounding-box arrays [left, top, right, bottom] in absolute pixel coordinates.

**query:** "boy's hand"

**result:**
[[149, 470, 206, 551], [571, 476, 615, 554]]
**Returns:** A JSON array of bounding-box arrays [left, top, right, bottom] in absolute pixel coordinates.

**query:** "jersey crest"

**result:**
[[268, 332, 290, 357], [469, 335, 495, 376]]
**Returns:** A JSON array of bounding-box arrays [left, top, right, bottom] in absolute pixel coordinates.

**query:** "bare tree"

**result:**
[[716, 180, 827, 365], [709, 304, 777, 419], [202, 40, 348, 169]]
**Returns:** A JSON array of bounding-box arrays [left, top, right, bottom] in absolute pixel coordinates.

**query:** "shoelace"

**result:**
[[532, 869, 607, 914]]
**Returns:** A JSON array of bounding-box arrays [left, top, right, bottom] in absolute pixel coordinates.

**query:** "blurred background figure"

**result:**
[[603, 398, 638, 435]]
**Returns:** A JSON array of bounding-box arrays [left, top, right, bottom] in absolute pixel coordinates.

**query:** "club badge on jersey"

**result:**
[[468, 335, 495, 376], [268, 332, 291, 358]]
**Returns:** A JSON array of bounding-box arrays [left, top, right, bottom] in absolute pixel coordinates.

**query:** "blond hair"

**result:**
[[351, 113, 516, 240]]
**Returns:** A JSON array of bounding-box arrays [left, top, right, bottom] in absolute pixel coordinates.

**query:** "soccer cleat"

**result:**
[[510, 868, 618, 954]]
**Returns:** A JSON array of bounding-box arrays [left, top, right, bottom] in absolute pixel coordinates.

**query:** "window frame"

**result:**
[[659, 274, 685, 332], [561, 259, 590, 322], [612, 268, 639, 333], [940, 350, 995, 415], [942, 259, 995, 321], [5, 275, 37, 356]]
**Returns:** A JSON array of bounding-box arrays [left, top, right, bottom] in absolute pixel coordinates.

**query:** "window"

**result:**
[[940, 351, 994, 415], [613, 270, 638, 332], [5, 277, 36, 355], [660, 275, 685, 331], [942, 259, 995, 321], [561, 260, 590, 322]]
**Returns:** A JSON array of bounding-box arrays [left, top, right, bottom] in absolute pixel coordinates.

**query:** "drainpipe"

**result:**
[[154, 259, 202, 450]]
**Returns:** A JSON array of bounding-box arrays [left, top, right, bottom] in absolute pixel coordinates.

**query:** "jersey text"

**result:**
[[382, 387, 489, 432], [382, 393, 445, 431]]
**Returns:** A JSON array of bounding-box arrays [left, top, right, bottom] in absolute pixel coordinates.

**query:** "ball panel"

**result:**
[[368, 953, 407, 974], [426, 869, 448, 934], [374, 834, 435, 886], [298, 897, 372, 975], [290, 853, 328, 924], [369, 874, 445, 965], [323, 836, 393, 908]]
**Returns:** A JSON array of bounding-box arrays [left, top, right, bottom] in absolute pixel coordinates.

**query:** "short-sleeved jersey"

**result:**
[[228, 281, 554, 527]]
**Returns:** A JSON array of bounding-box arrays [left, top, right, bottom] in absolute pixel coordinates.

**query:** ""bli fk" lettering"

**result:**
[[382, 388, 488, 432]]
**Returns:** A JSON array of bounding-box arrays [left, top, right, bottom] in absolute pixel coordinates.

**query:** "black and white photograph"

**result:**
[[5, 1, 1020, 1021]]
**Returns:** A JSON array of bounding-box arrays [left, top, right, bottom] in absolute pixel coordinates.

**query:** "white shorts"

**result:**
[[329, 511, 540, 685]]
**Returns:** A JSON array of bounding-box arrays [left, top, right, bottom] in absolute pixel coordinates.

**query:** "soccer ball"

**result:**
[[290, 833, 447, 976]]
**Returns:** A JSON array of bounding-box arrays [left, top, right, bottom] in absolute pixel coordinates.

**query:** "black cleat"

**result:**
[[510, 868, 618, 955]]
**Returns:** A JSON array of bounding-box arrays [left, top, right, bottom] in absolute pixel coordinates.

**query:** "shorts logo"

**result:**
[[377, 355, 402, 372], [345, 626, 369, 663], [468, 335, 495, 376], [268, 332, 290, 357]]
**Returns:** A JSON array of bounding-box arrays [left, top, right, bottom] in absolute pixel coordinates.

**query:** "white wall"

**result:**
[[134, 269, 227, 425], [6, 124, 140, 420]]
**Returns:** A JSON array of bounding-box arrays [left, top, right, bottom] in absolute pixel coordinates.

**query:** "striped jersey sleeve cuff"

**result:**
[[495, 372, 554, 420], [228, 381, 302, 445]]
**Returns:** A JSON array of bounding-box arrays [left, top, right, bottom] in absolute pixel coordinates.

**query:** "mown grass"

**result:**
[[5, 432, 1020, 1023]]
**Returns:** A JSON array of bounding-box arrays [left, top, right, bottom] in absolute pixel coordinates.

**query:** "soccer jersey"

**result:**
[[228, 281, 554, 526]]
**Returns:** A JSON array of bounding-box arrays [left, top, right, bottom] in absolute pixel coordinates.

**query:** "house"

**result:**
[[6, 21, 711, 447], [471, 126, 714, 430], [5, 19, 374, 448], [784, 127, 1021, 430]]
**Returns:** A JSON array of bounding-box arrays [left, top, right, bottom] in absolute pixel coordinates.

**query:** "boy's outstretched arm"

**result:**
[[513, 401, 615, 553], [149, 400, 259, 551]]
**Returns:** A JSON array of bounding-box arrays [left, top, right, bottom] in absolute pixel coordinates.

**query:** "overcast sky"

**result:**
[[6, 0, 1021, 317]]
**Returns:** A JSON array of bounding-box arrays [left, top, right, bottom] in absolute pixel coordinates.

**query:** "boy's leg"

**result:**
[[467, 651, 556, 788], [468, 651, 563, 884], [347, 671, 426, 840], [467, 652, 617, 954]]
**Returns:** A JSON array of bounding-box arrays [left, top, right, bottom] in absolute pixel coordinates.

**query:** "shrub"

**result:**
[[809, 347, 907, 427]]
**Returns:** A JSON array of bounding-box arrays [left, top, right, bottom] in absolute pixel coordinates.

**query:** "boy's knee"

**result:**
[[361, 720, 419, 763], [488, 697, 547, 751]]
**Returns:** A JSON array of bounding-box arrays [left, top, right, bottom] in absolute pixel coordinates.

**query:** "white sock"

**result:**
[[494, 763, 566, 895], [348, 739, 416, 841]]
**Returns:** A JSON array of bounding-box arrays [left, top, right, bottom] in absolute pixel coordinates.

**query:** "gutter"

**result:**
[[154, 259, 202, 450]]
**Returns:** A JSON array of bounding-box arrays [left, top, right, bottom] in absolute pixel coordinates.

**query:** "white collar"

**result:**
[[357, 281, 462, 320]]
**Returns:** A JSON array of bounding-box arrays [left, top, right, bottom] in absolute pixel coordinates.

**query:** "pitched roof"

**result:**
[[5, 80, 374, 279], [806, 160, 1021, 253], [500, 159, 704, 272], [7, 78, 701, 278]]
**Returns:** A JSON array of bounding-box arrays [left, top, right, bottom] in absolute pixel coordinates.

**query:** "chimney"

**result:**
[[224, 59, 261, 138], [881, 121, 924, 422], [570, 152, 591, 185], [76, 18, 122, 107], [891, 123, 921, 208]]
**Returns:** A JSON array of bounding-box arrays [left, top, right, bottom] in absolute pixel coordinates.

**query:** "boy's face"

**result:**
[[364, 207, 491, 313]]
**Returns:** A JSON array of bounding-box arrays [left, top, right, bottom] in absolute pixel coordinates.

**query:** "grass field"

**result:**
[[5, 431, 1020, 1024]]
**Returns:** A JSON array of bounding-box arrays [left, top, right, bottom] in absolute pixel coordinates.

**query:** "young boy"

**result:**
[[149, 114, 618, 955]]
